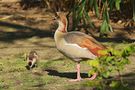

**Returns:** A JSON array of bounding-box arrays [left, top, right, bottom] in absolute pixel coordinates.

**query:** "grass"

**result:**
[[0, 54, 84, 90], [0, 47, 134, 90], [0, 26, 134, 89]]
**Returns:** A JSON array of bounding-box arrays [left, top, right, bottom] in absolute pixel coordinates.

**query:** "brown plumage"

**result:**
[[64, 32, 106, 57], [26, 50, 38, 70], [54, 12, 107, 81]]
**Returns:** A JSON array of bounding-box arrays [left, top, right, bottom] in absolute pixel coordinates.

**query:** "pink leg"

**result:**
[[69, 62, 82, 82], [88, 73, 97, 80]]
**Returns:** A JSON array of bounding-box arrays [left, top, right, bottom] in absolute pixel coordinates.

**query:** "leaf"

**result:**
[[102, 0, 106, 3], [113, 50, 121, 56], [100, 20, 109, 34], [102, 71, 110, 78], [93, 0, 99, 17], [84, 11, 95, 29], [121, 58, 130, 65], [109, 81, 120, 88], [88, 70, 96, 76], [87, 45, 134, 79], [121, 45, 135, 57], [109, 24, 113, 32], [88, 59, 99, 68], [109, 0, 115, 11], [100, 20, 106, 33], [115, 0, 121, 10], [106, 56, 114, 62], [88, 0, 94, 8], [125, 45, 135, 53], [98, 49, 108, 55], [105, 9, 110, 23]]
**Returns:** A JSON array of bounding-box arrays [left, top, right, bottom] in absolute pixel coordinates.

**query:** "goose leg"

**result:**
[[69, 62, 82, 82], [88, 73, 97, 80]]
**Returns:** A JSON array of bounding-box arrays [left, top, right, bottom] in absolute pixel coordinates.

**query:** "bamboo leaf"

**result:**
[[109, 24, 113, 32], [88, 0, 94, 8], [100, 20, 108, 33], [84, 11, 95, 29], [115, 0, 121, 10], [109, 0, 115, 11], [105, 9, 110, 23], [102, 0, 106, 3], [93, 0, 99, 17]]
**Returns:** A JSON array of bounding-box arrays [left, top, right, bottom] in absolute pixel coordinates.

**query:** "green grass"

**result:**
[[0, 56, 82, 90], [0, 51, 134, 90], [0, 33, 134, 90]]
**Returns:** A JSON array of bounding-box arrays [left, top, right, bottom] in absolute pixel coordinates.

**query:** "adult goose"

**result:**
[[54, 12, 106, 81]]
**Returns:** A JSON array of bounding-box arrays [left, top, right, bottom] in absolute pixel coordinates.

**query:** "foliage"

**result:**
[[88, 45, 135, 79], [71, 0, 121, 36], [87, 45, 135, 90], [19, 0, 135, 35], [45, 0, 134, 35], [71, 0, 95, 30]]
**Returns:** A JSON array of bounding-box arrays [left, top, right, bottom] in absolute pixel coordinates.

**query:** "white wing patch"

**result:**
[[65, 43, 87, 50], [64, 43, 97, 59]]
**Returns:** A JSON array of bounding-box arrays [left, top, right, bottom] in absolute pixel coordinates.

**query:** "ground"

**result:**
[[0, 3, 135, 90]]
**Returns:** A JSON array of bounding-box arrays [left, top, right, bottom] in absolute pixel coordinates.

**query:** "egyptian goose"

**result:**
[[54, 12, 106, 81], [26, 50, 38, 70]]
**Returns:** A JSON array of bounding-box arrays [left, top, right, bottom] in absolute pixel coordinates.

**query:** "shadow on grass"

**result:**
[[0, 21, 55, 42], [121, 73, 135, 87], [45, 69, 88, 79], [95, 37, 135, 43], [94, 32, 135, 43], [32, 83, 46, 88]]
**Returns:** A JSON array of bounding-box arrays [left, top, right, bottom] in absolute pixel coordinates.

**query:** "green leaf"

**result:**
[[87, 45, 134, 79], [88, 59, 99, 68], [109, 81, 120, 88], [102, 0, 106, 3], [88, 0, 94, 8], [105, 9, 110, 23], [121, 58, 130, 65], [102, 71, 110, 78], [115, 0, 121, 10], [109, 0, 115, 11], [88, 70, 96, 76], [98, 49, 108, 55], [100, 20, 109, 34], [84, 11, 95, 29], [113, 50, 121, 56], [93, 0, 99, 17], [109, 24, 113, 32], [121, 45, 135, 57], [106, 56, 114, 62]]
